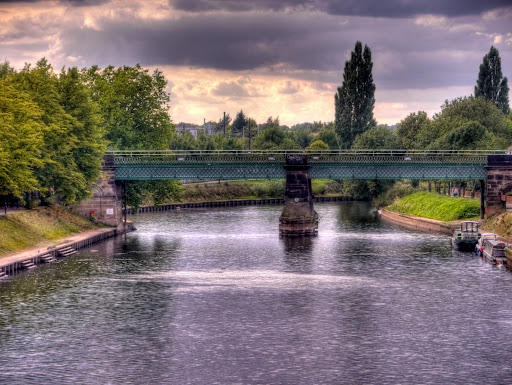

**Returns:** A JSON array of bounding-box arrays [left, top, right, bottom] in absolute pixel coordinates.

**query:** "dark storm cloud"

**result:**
[[58, 11, 504, 90], [170, 0, 512, 17], [61, 13, 345, 71]]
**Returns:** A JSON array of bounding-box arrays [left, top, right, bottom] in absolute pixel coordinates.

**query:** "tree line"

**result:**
[[0, 60, 178, 208], [0, 43, 510, 208]]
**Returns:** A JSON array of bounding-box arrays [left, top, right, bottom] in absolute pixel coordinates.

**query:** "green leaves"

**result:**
[[475, 46, 510, 115], [84, 64, 175, 150], [352, 126, 402, 150], [335, 41, 376, 149], [0, 82, 45, 197]]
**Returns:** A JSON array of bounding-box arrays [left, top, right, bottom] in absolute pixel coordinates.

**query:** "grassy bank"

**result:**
[[180, 179, 342, 203], [481, 212, 512, 239], [386, 191, 480, 221], [0, 206, 101, 257]]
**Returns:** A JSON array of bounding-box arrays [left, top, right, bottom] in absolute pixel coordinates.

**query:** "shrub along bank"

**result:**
[[0, 206, 101, 257], [385, 191, 480, 221]]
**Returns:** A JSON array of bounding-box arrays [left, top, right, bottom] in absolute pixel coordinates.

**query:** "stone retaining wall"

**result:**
[[379, 209, 457, 235]]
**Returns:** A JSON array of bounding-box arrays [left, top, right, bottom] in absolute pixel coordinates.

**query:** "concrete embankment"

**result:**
[[379, 208, 459, 235], [0, 224, 134, 278]]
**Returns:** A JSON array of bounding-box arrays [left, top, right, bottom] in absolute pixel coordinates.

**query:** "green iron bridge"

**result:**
[[108, 149, 506, 181]]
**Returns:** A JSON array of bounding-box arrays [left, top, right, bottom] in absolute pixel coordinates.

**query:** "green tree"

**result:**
[[84, 64, 175, 150], [421, 96, 512, 150], [58, 67, 106, 188], [335, 41, 376, 148], [13, 59, 91, 204], [232, 109, 247, 136], [289, 128, 312, 149], [253, 117, 285, 149], [214, 113, 232, 135], [395, 111, 431, 149], [306, 140, 329, 151], [169, 131, 197, 150], [352, 126, 402, 149], [345, 126, 398, 201], [84, 64, 180, 208], [0, 61, 14, 79], [430, 121, 489, 150], [475, 46, 510, 115], [0, 81, 45, 198], [317, 126, 339, 149]]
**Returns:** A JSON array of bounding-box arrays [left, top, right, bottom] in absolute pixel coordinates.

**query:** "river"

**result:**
[[1, 202, 512, 384]]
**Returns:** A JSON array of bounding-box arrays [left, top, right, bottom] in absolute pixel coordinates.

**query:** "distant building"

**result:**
[[177, 122, 200, 138]]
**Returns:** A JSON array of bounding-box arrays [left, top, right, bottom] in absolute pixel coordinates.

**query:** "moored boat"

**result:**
[[452, 221, 481, 251], [475, 232, 498, 256], [482, 239, 508, 264]]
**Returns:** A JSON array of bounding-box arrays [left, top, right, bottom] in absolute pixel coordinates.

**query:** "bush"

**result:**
[[374, 181, 417, 207]]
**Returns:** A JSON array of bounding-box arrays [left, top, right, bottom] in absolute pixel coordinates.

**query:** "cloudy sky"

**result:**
[[1, 0, 511, 126]]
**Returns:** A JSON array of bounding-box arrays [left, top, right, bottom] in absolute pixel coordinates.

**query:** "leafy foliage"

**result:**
[[253, 117, 285, 149], [232, 109, 247, 136], [352, 126, 402, 149], [316, 126, 338, 149], [306, 140, 329, 151], [396, 111, 431, 149], [423, 97, 512, 150], [6, 59, 107, 204], [83, 64, 174, 150], [475, 46, 510, 115], [0, 81, 45, 197], [335, 41, 376, 148]]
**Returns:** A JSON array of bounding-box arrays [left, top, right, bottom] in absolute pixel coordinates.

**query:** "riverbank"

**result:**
[[0, 206, 134, 278], [0, 206, 103, 257], [379, 208, 460, 235], [0, 225, 134, 277]]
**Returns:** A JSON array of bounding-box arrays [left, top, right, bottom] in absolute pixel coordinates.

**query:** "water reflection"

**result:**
[[1, 202, 512, 384], [281, 236, 314, 271]]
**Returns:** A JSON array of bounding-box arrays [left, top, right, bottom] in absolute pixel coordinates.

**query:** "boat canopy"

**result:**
[[460, 221, 479, 232]]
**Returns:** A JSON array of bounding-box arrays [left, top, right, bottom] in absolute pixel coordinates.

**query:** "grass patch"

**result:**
[[386, 191, 480, 221], [0, 206, 100, 258]]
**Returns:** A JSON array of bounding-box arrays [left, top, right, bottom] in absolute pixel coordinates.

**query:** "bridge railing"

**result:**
[[107, 149, 505, 165]]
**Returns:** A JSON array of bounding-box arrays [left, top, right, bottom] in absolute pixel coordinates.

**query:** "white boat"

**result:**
[[452, 221, 481, 251], [475, 233, 498, 256], [482, 239, 508, 264]]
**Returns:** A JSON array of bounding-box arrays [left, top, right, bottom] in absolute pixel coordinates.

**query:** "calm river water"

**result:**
[[1, 202, 512, 384]]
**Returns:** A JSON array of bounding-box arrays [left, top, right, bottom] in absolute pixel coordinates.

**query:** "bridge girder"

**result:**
[[107, 150, 497, 181]]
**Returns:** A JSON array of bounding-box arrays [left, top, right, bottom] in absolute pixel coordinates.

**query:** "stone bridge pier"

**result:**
[[486, 155, 512, 216], [74, 155, 123, 227], [279, 154, 319, 236]]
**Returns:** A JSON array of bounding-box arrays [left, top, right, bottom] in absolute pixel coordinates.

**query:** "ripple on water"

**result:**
[[1, 202, 512, 385]]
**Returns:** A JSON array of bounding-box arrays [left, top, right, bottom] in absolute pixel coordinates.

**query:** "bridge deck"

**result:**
[[108, 150, 504, 181]]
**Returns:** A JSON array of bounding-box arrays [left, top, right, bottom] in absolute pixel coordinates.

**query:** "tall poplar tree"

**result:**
[[335, 41, 376, 148], [475, 46, 510, 115]]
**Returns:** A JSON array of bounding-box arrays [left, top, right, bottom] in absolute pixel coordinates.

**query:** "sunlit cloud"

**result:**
[[0, 0, 511, 126]]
